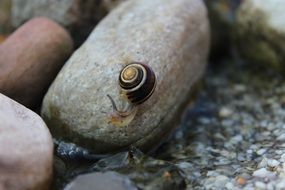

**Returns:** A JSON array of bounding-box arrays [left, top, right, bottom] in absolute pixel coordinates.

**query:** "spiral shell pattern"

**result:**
[[119, 63, 156, 104]]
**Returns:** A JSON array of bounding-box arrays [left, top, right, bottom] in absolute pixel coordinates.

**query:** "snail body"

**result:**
[[108, 62, 156, 126]]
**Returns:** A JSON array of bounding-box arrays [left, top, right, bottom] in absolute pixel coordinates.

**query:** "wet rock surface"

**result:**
[[12, 0, 126, 46], [0, 93, 53, 190], [0, 17, 73, 109], [235, 0, 285, 73], [42, 0, 209, 154]]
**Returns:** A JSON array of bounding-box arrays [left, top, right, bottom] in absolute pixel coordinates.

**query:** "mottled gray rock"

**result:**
[[0, 93, 53, 190], [0, 17, 73, 109], [235, 0, 285, 73], [0, 0, 12, 34], [12, 0, 126, 46], [64, 172, 137, 190], [42, 0, 209, 153]]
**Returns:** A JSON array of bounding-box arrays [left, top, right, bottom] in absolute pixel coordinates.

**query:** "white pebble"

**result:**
[[219, 107, 233, 118], [253, 168, 276, 179], [276, 180, 285, 190], [281, 153, 285, 162], [247, 149, 253, 154], [267, 159, 280, 168], [214, 175, 229, 187], [258, 158, 268, 168], [255, 181, 266, 189], [257, 149, 267, 155], [207, 171, 219, 177], [277, 134, 285, 141], [225, 182, 239, 190]]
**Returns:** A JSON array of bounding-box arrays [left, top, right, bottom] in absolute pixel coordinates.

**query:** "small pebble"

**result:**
[[219, 107, 233, 118], [255, 181, 266, 189], [277, 134, 285, 141], [258, 158, 268, 168], [252, 168, 276, 179], [257, 149, 267, 156], [267, 159, 280, 168], [276, 180, 285, 190], [280, 153, 285, 162], [236, 176, 247, 186], [214, 175, 229, 187]]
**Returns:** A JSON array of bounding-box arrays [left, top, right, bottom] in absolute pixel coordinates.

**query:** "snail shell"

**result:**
[[119, 62, 156, 105]]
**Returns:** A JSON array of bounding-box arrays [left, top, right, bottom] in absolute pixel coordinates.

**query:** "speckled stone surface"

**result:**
[[235, 0, 285, 73], [42, 0, 210, 153], [0, 93, 53, 190]]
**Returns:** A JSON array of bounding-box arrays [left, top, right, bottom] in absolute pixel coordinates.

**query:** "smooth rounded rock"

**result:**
[[64, 172, 137, 190], [0, 17, 73, 108], [12, 0, 126, 46], [0, 93, 53, 190], [235, 0, 285, 73], [42, 0, 210, 153]]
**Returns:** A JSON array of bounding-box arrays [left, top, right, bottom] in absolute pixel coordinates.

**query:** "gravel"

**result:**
[[156, 59, 285, 189]]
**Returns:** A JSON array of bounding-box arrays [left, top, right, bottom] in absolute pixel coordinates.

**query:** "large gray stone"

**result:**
[[12, 0, 126, 46], [235, 0, 285, 73], [41, 0, 210, 154], [0, 93, 53, 190]]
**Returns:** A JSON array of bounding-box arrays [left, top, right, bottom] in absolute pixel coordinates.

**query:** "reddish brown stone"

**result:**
[[0, 17, 73, 108], [0, 93, 53, 190]]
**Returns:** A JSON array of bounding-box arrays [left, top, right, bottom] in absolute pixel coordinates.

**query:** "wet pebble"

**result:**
[[0, 17, 73, 108], [267, 159, 280, 168], [252, 168, 276, 179], [64, 171, 137, 190], [255, 181, 267, 189], [219, 107, 233, 118]]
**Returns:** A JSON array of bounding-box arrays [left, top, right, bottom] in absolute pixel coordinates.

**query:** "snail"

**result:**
[[107, 62, 156, 126]]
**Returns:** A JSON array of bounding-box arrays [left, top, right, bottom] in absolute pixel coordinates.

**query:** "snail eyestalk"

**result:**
[[107, 94, 138, 127], [107, 94, 135, 116]]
